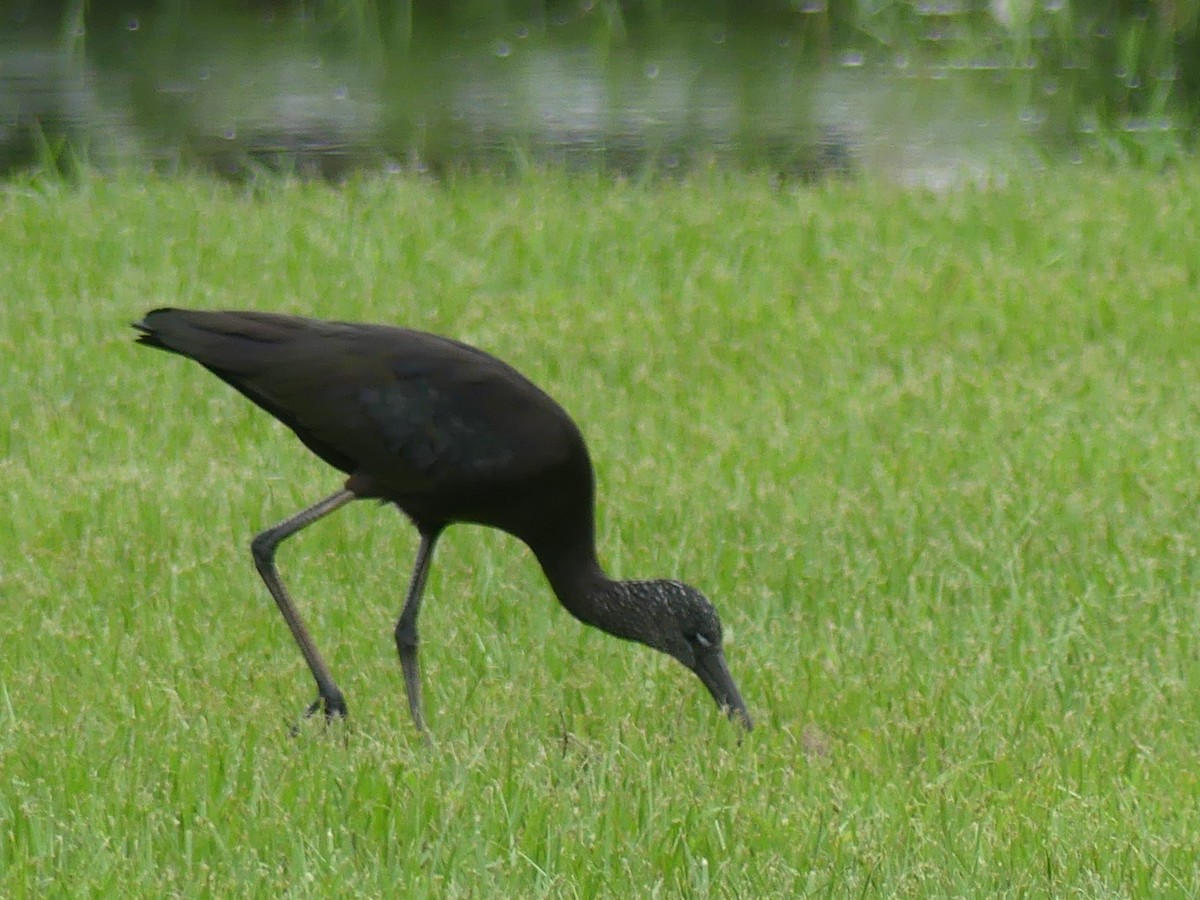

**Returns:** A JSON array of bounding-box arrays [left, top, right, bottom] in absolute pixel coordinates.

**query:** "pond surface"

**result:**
[[0, 5, 1187, 185]]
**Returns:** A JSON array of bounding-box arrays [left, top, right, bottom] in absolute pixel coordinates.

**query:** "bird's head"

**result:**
[[633, 580, 753, 730]]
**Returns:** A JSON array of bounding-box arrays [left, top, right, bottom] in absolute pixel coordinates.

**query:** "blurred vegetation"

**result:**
[[70, 1, 1200, 139], [1, 0, 1197, 170]]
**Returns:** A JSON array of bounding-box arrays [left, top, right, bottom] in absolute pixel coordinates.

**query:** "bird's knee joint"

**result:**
[[250, 531, 278, 565], [394, 620, 419, 652]]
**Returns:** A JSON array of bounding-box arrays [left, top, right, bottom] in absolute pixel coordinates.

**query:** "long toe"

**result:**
[[304, 698, 325, 719]]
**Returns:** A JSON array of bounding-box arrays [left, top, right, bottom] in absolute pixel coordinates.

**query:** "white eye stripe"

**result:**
[[694, 633, 712, 649]]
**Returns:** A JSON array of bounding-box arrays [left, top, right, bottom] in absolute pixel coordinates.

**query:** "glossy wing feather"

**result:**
[[136, 308, 581, 498]]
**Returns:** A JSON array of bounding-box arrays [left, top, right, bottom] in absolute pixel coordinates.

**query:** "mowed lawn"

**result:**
[[2, 168, 1200, 895]]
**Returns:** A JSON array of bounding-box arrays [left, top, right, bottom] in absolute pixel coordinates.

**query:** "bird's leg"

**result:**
[[251, 488, 357, 723], [394, 528, 441, 734]]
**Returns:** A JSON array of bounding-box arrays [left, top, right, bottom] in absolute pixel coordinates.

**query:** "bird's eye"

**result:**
[[694, 632, 713, 649]]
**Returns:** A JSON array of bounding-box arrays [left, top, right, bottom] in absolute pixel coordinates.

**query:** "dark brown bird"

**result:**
[[134, 308, 751, 732]]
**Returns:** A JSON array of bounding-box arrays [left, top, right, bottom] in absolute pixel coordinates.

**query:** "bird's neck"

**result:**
[[534, 534, 610, 620], [533, 535, 662, 647]]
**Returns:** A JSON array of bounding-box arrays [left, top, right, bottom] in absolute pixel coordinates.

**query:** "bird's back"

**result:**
[[135, 309, 594, 539]]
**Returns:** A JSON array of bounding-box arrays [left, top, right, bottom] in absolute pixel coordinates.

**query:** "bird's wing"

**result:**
[[136, 309, 580, 492], [251, 331, 579, 491]]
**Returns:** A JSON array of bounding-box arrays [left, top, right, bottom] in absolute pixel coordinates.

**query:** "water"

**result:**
[[0, 5, 1187, 185]]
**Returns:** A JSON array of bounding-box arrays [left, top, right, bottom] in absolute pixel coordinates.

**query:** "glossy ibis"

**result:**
[[134, 308, 751, 732]]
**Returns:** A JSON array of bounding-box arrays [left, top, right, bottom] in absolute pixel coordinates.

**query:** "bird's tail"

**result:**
[[131, 307, 305, 375], [130, 308, 173, 350]]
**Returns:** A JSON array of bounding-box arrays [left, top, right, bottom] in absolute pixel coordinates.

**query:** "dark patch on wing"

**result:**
[[357, 380, 516, 479]]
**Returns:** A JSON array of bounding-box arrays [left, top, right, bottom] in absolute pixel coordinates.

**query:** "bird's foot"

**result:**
[[289, 692, 347, 737], [306, 690, 348, 721]]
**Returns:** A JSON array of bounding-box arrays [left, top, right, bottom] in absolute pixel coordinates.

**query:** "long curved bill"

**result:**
[[693, 649, 753, 730]]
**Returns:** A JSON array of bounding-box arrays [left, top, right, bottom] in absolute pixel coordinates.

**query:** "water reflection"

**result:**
[[0, 5, 1178, 184]]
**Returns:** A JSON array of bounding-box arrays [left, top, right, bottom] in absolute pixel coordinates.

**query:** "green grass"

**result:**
[[4, 167, 1200, 895]]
